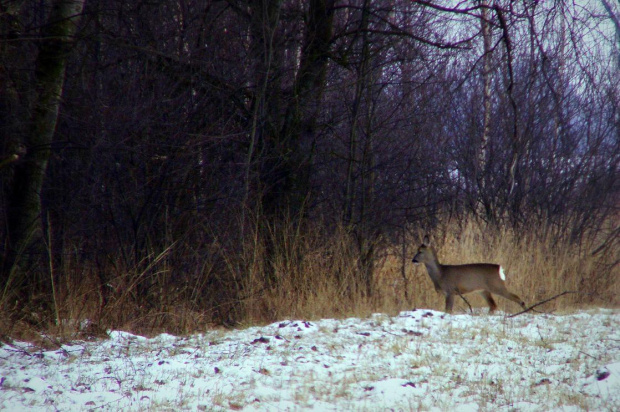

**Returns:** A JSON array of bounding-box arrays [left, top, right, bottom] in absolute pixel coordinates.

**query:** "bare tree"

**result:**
[[0, 0, 617, 325], [2, 0, 85, 292]]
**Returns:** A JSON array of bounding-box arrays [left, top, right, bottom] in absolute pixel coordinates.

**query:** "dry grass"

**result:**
[[225, 215, 619, 324], [1, 215, 618, 340], [380, 218, 619, 314], [236, 223, 379, 325]]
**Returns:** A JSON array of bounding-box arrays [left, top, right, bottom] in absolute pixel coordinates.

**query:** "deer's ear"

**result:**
[[423, 235, 430, 246]]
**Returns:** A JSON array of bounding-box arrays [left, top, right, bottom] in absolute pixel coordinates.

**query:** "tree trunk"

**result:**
[[601, 0, 620, 70], [3, 0, 85, 289], [478, 0, 493, 220], [261, 0, 335, 218]]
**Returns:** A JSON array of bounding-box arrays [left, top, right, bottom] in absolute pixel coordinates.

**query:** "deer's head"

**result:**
[[412, 235, 434, 264]]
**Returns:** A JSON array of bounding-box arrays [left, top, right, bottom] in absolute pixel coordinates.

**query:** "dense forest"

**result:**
[[1, 0, 618, 333]]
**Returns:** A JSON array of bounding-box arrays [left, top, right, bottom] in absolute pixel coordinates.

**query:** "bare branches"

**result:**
[[1, 0, 617, 325], [331, 2, 479, 51], [410, 0, 490, 15], [508, 291, 580, 318]]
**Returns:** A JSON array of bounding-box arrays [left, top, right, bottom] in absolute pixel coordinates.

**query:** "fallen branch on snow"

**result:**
[[508, 290, 580, 318]]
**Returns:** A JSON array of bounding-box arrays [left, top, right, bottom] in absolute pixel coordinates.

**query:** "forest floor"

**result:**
[[1, 308, 618, 411]]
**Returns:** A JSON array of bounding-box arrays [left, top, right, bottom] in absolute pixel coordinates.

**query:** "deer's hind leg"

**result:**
[[493, 286, 526, 308], [479, 290, 498, 313], [500, 291, 526, 308]]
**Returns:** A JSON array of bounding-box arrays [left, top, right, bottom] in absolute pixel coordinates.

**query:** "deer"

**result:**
[[412, 236, 526, 313]]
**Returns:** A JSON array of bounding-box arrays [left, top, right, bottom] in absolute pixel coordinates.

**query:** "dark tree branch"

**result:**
[[457, 292, 474, 314], [508, 291, 580, 318]]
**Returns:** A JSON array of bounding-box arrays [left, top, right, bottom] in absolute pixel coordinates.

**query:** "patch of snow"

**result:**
[[0, 309, 618, 411]]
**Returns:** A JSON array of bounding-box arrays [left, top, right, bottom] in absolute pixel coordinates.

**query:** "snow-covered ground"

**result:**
[[1, 309, 618, 411]]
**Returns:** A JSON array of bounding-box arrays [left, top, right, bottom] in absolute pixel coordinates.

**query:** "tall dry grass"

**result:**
[[381, 217, 619, 313], [1, 215, 618, 341]]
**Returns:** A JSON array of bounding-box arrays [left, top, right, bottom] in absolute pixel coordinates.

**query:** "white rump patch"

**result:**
[[499, 266, 506, 281]]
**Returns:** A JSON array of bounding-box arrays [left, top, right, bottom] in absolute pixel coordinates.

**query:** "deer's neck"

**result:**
[[424, 260, 443, 282], [423, 260, 445, 293], [423, 247, 443, 278]]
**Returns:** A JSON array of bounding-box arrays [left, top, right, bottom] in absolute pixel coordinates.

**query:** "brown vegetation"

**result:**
[[1, 215, 617, 341], [1, 1, 619, 340]]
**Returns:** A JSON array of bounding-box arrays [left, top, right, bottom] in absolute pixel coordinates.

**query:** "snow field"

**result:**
[[0, 308, 618, 411]]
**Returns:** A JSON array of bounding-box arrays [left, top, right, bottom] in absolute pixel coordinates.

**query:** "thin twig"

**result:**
[[579, 350, 599, 360], [457, 292, 473, 314], [508, 291, 579, 318]]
